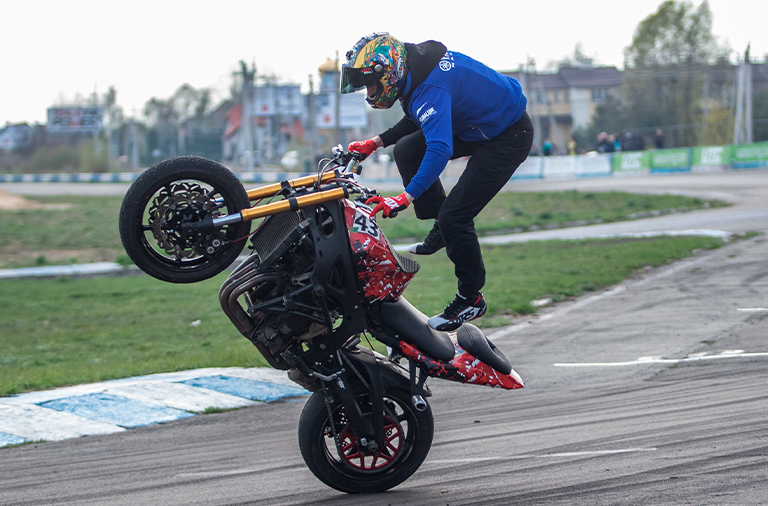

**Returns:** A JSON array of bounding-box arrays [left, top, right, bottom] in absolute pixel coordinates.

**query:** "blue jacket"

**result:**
[[380, 46, 527, 199]]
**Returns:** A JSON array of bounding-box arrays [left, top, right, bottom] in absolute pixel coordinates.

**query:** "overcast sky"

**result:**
[[1, 0, 766, 125]]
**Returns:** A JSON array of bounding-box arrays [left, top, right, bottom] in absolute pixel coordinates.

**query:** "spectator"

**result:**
[[654, 128, 665, 149], [542, 138, 554, 156], [597, 131, 613, 153], [566, 137, 576, 155], [609, 134, 622, 152]]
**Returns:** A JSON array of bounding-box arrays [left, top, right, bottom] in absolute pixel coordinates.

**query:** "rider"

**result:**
[[343, 32, 533, 331]]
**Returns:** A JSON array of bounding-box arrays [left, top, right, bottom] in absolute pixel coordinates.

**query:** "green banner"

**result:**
[[612, 151, 650, 172], [731, 142, 768, 167], [649, 148, 690, 170], [691, 145, 731, 166]]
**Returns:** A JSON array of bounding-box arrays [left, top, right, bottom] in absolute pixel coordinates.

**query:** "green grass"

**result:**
[[0, 235, 725, 397], [377, 190, 728, 242], [0, 273, 266, 396], [0, 191, 727, 268]]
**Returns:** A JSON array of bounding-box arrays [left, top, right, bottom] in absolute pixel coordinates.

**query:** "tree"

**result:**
[[620, 0, 729, 147], [624, 0, 720, 68]]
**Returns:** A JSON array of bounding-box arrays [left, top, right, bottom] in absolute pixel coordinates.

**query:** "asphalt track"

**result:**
[[1, 170, 767, 505]]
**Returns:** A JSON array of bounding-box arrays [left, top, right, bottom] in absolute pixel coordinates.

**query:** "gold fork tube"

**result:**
[[240, 187, 348, 222], [245, 170, 339, 200]]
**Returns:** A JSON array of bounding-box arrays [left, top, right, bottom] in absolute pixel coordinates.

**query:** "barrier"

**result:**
[[2, 142, 767, 185]]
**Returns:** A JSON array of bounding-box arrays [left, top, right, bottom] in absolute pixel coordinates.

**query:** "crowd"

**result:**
[[534, 128, 666, 157]]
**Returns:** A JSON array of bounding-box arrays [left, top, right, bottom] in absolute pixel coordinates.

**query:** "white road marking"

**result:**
[[737, 308, 768, 312], [555, 350, 768, 367], [427, 447, 657, 464]]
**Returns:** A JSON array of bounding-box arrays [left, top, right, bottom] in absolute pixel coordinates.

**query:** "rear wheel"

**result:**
[[298, 387, 433, 493], [119, 156, 251, 283]]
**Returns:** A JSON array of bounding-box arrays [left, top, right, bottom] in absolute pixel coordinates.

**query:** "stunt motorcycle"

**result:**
[[119, 148, 523, 493]]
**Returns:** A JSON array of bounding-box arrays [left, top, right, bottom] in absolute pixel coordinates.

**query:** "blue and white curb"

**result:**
[[0, 367, 308, 448]]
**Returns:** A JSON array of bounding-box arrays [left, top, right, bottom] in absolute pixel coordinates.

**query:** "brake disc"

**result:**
[[147, 182, 213, 259]]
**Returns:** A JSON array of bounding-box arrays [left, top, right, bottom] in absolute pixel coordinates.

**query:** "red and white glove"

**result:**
[[366, 193, 410, 218], [348, 139, 378, 160]]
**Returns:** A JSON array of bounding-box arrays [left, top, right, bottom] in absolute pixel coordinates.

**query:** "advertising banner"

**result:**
[[731, 142, 768, 168], [541, 156, 576, 178], [47, 107, 103, 134], [575, 153, 612, 177], [612, 151, 650, 173], [691, 145, 731, 171], [512, 156, 541, 179], [649, 148, 690, 172]]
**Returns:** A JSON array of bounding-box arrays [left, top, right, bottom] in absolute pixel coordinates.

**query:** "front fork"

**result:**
[[315, 347, 425, 454]]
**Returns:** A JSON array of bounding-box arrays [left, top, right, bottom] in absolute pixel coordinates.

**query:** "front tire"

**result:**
[[298, 388, 433, 493], [119, 156, 251, 283]]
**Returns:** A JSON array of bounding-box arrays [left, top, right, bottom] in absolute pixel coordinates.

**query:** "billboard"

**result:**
[[316, 93, 368, 129], [251, 85, 303, 117], [47, 107, 103, 134]]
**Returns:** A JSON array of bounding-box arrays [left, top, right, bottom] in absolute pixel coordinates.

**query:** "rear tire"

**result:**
[[119, 156, 251, 283], [298, 388, 433, 493]]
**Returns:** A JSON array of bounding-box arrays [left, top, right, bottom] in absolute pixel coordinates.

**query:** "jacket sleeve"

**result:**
[[402, 87, 453, 199], [378, 116, 420, 147]]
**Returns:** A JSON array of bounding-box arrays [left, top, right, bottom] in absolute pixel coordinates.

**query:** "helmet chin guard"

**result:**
[[340, 32, 407, 109]]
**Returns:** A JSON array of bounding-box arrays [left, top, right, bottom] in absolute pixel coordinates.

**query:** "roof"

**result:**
[[502, 65, 622, 90]]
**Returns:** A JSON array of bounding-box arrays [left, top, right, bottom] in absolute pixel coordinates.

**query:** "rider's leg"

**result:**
[[429, 113, 534, 329]]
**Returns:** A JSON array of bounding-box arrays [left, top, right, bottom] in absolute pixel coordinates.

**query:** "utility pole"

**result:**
[[239, 61, 255, 172], [733, 45, 753, 144], [308, 74, 317, 169], [334, 51, 342, 148]]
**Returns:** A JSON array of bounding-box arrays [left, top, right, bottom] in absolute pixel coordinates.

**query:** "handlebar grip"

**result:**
[[388, 210, 398, 218]]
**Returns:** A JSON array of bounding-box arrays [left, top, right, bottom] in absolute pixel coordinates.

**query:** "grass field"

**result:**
[[0, 191, 728, 268], [0, 234, 727, 396]]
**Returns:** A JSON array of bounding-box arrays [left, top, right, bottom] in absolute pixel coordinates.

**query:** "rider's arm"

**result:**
[[402, 87, 453, 200], [378, 116, 420, 148]]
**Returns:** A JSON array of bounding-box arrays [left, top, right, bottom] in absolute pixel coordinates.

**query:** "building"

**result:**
[[503, 64, 622, 151]]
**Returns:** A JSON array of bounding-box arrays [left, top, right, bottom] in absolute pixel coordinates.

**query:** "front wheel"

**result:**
[[298, 388, 433, 493], [119, 156, 251, 283]]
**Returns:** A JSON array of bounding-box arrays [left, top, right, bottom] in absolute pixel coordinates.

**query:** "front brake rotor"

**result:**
[[147, 182, 215, 260]]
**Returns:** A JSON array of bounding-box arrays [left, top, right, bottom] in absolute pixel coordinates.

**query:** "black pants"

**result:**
[[393, 111, 534, 296]]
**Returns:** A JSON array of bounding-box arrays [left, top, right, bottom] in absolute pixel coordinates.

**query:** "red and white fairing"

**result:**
[[344, 200, 418, 303]]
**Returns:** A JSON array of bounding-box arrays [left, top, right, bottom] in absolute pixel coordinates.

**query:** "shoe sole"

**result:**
[[428, 305, 487, 331], [407, 243, 444, 255]]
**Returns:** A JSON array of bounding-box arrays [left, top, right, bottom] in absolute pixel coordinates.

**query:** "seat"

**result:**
[[379, 297, 456, 361]]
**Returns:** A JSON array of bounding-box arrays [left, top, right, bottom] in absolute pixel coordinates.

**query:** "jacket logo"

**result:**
[[439, 52, 454, 72], [419, 107, 436, 123]]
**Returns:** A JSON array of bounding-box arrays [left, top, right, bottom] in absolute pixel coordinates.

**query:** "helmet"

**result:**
[[340, 32, 407, 109]]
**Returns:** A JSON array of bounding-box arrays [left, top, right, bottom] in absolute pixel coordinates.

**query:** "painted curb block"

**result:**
[[0, 367, 308, 448]]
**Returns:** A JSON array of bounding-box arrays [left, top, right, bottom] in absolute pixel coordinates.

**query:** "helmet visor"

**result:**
[[340, 64, 380, 94]]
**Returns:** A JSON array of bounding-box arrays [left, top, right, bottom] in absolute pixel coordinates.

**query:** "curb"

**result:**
[[0, 367, 308, 448]]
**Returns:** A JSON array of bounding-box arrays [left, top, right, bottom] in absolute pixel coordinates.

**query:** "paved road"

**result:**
[[1, 170, 767, 505]]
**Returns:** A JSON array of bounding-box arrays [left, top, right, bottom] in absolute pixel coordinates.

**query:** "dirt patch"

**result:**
[[0, 247, 120, 269], [0, 189, 71, 210]]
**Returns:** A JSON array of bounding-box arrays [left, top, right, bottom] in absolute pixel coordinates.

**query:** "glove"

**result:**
[[348, 139, 378, 160], [366, 193, 410, 218]]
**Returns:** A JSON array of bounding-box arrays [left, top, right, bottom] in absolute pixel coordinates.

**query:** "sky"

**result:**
[[1, 0, 766, 126]]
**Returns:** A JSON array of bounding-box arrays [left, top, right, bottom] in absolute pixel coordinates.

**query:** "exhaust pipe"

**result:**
[[411, 395, 427, 412]]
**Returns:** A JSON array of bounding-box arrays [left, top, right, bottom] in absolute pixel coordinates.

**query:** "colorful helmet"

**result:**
[[340, 32, 407, 109]]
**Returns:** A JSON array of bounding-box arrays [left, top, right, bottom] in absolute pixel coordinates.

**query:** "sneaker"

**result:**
[[407, 221, 445, 255], [428, 292, 487, 331]]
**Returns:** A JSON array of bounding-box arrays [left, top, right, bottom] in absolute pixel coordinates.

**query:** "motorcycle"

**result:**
[[118, 147, 524, 493]]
